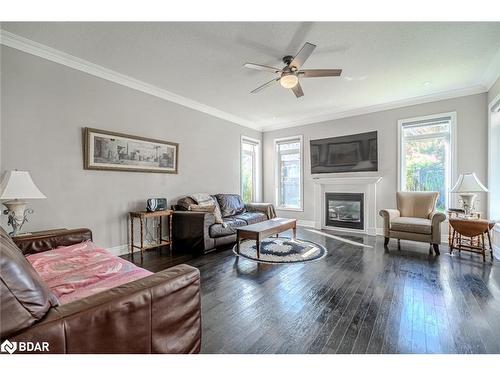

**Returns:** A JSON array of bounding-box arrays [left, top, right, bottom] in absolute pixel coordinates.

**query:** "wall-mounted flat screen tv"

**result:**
[[310, 131, 378, 174]]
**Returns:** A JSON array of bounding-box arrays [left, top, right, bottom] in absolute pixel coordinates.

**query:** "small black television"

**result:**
[[310, 131, 378, 174]]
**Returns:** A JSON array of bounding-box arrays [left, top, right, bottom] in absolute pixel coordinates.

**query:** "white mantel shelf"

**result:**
[[313, 176, 383, 236], [313, 176, 383, 185]]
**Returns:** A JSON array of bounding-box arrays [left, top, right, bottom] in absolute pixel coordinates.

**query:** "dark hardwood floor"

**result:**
[[121, 227, 500, 354]]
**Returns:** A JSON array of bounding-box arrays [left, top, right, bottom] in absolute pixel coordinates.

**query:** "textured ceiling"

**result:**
[[2, 22, 500, 130]]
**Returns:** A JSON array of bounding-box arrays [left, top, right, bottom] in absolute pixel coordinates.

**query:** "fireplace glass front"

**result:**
[[325, 193, 364, 230]]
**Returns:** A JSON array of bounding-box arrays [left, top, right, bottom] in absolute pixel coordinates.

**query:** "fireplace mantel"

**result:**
[[313, 176, 382, 235]]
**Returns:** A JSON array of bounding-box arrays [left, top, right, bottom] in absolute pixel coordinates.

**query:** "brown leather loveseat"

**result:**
[[0, 227, 201, 354]]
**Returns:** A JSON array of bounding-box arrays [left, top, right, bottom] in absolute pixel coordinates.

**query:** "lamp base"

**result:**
[[2, 200, 33, 236], [458, 193, 477, 216]]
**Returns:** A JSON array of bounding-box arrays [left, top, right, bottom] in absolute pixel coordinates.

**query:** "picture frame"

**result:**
[[83, 127, 178, 173]]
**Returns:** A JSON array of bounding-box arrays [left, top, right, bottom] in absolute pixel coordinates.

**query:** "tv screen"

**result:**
[[310, 131, 378, 174]]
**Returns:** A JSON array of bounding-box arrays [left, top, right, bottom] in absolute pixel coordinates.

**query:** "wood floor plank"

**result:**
[[122, 227, 500, 354]]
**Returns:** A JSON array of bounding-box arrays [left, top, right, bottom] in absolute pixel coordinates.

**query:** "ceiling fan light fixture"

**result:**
[[280, 74, 299, 89]]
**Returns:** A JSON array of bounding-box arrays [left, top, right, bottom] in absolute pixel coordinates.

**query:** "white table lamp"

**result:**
[[450, 172, 488, 216], [0, 170, 46, 236]]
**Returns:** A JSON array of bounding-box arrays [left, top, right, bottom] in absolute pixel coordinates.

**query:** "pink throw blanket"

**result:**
[[27, 241, 152, 304]]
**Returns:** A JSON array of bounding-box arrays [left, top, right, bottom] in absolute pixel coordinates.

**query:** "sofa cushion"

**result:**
[[215, 194, 245, 217], [234, 212, 267, 225], [396, 191, 438, 219], [209, 217, 247, 238], [0, 227, 59, 339], [390, 217, 432, 235]]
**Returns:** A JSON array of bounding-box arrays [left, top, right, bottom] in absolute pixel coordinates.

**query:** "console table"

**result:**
[[129, 210, 173, 261]]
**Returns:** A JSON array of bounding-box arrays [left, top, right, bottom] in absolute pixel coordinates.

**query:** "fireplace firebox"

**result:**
[[325, 193, 364, 230]]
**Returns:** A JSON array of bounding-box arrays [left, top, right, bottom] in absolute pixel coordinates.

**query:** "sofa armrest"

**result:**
[[13, 228, 93, 255], [245, 202, 276, 219], [430, 211, 446, 244], [378, 209, 400, 236], [172, 211, 216, 253], [10, 264, 201, 354]]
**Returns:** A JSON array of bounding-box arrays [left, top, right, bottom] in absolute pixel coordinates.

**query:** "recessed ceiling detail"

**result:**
[[1, 22, 499, 132]]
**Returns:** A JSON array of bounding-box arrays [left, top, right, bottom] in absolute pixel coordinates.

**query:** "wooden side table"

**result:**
[[449, 218, 494, 262], [129, 210, 173, 261]]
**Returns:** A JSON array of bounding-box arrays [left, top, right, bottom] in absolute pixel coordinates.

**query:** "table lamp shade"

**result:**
[[450, 173, 488, 193], [0, 170, 46, 200]]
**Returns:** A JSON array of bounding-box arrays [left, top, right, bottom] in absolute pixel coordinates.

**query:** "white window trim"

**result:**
[[488, 92, 500, 220], [240, 135, 261, 203], [397, 111, 457, 210], [274, 135, 304, 212]]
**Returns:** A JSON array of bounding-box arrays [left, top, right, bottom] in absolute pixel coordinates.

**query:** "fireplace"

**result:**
[[325, 193, 364, 230]]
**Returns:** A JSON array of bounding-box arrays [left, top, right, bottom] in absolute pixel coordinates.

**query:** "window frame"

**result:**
[[274, 135, 304, 212], [240, 135, 260, 203], [397, 111, 457, 211]]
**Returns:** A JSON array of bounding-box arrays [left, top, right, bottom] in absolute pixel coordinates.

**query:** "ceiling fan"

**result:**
[[244, 42, 342, 98]]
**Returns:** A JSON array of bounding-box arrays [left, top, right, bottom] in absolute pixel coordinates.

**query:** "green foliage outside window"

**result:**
[[404, 137, 446, 212]]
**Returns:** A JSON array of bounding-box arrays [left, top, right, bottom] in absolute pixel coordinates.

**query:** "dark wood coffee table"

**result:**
[[236, 218, 297, 259]]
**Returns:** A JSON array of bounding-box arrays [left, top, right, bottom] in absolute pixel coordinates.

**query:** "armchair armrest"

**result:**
[[172, 211, 216, 253], [379, 209, 401, 236], [10, 264, 201, 353], [430, 211, 446, 244], [245, 202, 276, 219]]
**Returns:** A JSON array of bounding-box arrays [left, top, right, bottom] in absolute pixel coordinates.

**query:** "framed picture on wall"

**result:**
[[83, 127, 178, 173]]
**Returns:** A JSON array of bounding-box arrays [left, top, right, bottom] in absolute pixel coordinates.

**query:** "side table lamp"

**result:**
[[450, 172, 488, 216], [0, 170, 46, 236]]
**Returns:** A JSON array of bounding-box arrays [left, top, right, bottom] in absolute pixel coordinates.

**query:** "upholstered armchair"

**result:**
[[379, 191, 446, 255]]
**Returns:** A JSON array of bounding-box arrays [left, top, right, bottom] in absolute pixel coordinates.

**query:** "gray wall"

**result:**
[[0, 46, 261, 248], [263, 93, 489, 229]]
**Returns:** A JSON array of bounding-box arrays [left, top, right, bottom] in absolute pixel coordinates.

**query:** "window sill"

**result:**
[[276, 207, 304, 212]]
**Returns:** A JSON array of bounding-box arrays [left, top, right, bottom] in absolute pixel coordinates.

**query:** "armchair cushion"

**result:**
[[390, 217, 432, 235], [396, 191, 439, 219]]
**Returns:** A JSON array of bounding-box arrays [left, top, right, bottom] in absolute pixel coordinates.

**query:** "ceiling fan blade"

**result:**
[[251, 78, 279, 94], [244, 63, 282, 74], [300, 69, 342, 78], [291, 82, 304, 98], [290, 42, 316, 69]]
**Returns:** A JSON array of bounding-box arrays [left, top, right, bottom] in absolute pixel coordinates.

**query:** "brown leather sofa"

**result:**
[[172, 193, 275, 254], [0, 227, 201, 354]]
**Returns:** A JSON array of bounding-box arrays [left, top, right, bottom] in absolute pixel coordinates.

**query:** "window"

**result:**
[[241, 137, 259, 203], [398, 113, 456, 212], [275, 136, 303, 210]]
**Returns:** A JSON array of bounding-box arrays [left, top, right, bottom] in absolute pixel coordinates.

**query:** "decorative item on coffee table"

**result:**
[[129, 209, 173, 261]]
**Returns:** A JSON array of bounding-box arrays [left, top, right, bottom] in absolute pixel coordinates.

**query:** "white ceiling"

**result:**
[[2, 22, 500, 131]]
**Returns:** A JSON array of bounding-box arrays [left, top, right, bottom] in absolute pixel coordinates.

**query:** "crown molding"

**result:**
[[261, 84, 487, 132], [1, 29, 495, 134], [0, 29, 259, 131]]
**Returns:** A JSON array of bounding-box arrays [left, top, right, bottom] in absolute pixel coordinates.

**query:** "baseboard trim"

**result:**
[[106, 244, 129, 257]]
